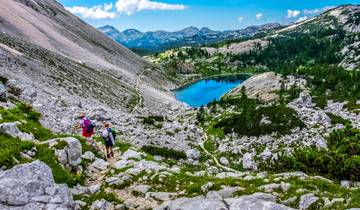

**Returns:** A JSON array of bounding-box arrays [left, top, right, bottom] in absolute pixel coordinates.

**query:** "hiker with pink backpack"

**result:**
[[75, 113, 98, 149], [78, 113, 95, 138]]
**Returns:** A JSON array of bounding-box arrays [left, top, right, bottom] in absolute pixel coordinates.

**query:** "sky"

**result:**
[[58, 0, 360, 32]]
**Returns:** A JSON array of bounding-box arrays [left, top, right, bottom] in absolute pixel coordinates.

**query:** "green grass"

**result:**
[[313, 96, 328, 109], [0, 134, 34, 167], [53, 140, 68, 150], [344, 102, 360, 113], [74, 189, 122, 210], [141, 115, 164, 129], [326, 112, 351, 125], [141, 145, 187, 160], [115, 141, 133, 153], [204, 139, 216, 153], [0, 103, 57, 141]]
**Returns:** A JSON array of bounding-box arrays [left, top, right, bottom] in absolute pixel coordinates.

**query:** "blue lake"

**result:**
[[174, 77, 245, 108]]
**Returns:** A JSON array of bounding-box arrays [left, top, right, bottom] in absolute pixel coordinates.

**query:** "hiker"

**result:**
[[75, 113, 95, 138], [75, 113, 99, 150], [101, 121, 116, 158]]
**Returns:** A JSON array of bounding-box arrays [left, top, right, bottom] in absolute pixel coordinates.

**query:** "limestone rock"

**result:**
[[228, 72, 281, 102], [299, 193, 319, 209], [186, 149, 200, 161], [219, 157, 230, 166], [155, 196, 227, 210], [217, 186, 244, 198], [46, 137, 82, 167], [83, 151, 96, 161], [0, 160, 74, 209], [146, 192, 175, 202], [114, 159, 134, 170], [0, 122, 34, 141], [121, 149, 142, 160], [89, 158, 110, 172], [242, 153, 257, 170], [229, 193, 294, 210], [90, 199, 114, 210], [131, 185, 151, 195]]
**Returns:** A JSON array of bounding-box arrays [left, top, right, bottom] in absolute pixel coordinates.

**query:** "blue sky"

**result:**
[[59, 0, 360, 32]]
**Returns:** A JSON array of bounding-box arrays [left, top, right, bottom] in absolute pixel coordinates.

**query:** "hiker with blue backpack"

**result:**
[[101, 121, 116, 158]]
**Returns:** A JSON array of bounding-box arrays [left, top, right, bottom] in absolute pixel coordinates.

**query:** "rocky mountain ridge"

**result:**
[[0, 0, 187, 140], [98, 23, 281, 53]]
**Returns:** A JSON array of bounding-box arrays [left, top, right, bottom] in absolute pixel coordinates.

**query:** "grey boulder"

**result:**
[[299, 193, 319, 209], [0, 160, 74, 209], [155, 196, 227, 210], [229, 193, 295, 210], [90, 199, 113, 210], [242, 153, 257, 170], [46, 137, 82, 167], [0, 122, 34, 141]]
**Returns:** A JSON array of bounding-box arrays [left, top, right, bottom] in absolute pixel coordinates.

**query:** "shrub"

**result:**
[[326, 112, 351, 125], [313, 96, 327, 109], [261, 126, 360, 181], [141, 145, 187, 160], [214, 104, 304, 136], [141, 115, 164, 128]]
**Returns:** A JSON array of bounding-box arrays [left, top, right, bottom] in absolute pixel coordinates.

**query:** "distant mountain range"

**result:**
[[98, 24, 282, 54]]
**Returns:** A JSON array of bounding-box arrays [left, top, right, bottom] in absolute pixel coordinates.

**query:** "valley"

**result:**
[[0, 1, 359, 210]]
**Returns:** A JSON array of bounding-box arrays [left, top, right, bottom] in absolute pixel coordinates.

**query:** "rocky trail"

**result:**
[[85, 144, 120, 187], [199, 134, 241, 173], [130, 70, 145, 115]]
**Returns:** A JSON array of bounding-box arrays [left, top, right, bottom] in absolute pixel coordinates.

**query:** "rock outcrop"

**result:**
[[44, 137, 82, 168], [0, 122, 34, 141], [0, 160, 74, 209], [228, 72, 282, 102]]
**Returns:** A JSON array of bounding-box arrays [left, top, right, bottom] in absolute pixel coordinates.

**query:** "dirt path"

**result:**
[[199, 133, 242, 173], [130, 70, 145, 115]]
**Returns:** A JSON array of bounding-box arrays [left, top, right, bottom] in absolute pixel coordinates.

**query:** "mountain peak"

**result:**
[[98, 25, 121, 34], [178, 26, 200, 35], [99, 23, 281, 51]]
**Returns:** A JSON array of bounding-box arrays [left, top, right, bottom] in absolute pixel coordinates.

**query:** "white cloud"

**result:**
[[295, 16, 308, 23], [255, 13, 263, 20], [66, 3, 116, 19], [303, 6, 335, 15], [287, 9, 300, 18], [238, 16, 244, 22], [303, 9, 321, 15], [115, 0, 186, 15]]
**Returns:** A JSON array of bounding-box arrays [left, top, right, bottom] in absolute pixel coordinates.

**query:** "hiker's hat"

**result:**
[[78, 113, 86, 119]]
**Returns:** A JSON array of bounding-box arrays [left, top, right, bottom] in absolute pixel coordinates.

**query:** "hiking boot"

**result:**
[[110, 151, 114, 157], [107, 154, 111, 158]]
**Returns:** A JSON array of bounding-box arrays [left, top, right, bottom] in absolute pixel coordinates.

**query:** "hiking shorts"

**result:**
[[105, 138, 114, 149]]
